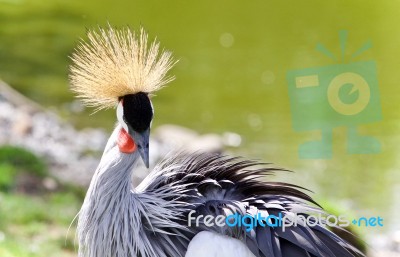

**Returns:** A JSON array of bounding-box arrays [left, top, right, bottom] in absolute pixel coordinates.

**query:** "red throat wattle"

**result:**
[[117, 128, 136, 153]]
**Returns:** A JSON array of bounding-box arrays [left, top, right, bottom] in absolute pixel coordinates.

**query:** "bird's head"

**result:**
[[116, 92, 153, 167], [69, 25, 175, 168]]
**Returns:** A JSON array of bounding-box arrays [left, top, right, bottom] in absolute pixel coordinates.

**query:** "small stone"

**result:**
[[12, 112, 33, 136], [42, 177, 58, 191], [222, 132, 242, 147]]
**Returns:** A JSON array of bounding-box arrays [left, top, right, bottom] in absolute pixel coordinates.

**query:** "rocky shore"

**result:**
[[0, 81, 106, 186]]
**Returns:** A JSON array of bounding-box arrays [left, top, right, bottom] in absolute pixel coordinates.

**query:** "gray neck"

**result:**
[[77, 124, 140, 257], [77, 124, 189, 257]]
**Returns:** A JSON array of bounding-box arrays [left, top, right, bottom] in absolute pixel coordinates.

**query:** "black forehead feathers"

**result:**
[[121, 92, 153, 132]]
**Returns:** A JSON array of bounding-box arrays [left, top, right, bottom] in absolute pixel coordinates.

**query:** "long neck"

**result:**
[[87, 123, 138, 198], [77, 124, 140, 257], [77, 124, 188, 257]]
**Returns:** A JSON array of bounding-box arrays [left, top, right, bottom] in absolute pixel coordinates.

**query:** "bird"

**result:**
[[69, 25, 364, 257]]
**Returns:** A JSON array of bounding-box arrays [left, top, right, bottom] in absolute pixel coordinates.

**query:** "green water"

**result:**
[[1, 0, 399, 235]]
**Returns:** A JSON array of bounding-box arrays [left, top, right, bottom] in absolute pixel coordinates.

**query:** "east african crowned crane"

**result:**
[[70, 26, 364, 257]]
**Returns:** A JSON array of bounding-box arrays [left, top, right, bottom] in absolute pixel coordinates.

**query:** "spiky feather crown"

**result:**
[[69, 25, 176, 110]]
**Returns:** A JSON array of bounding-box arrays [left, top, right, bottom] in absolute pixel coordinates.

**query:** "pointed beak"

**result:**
[[129, 128, 150, 168]]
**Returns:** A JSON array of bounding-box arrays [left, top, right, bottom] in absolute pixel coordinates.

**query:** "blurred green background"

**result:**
[[0, 0, 399, 256]]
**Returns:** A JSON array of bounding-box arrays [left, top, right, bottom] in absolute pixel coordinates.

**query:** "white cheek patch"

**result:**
[[149, 98, 154, 128], [117, 101, 129, 132]]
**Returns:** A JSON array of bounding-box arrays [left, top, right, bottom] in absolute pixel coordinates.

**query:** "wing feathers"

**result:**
[[137, 152, 364, 257]]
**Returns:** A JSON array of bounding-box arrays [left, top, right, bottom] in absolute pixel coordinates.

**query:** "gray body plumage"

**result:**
[[77, 124, 363, 257]]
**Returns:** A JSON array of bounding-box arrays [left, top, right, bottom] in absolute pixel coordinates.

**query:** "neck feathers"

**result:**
[[77, 125, 139, 257], [77, 125, 190, 257]]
